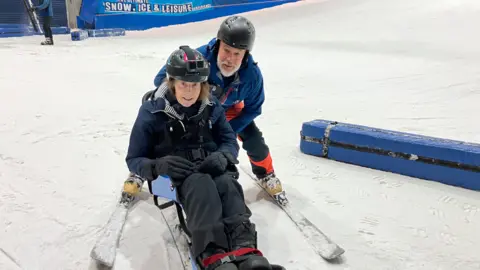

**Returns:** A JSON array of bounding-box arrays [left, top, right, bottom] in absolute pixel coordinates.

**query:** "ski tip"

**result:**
[[322, 245, 345, 261], [90, 247, 115, 268]]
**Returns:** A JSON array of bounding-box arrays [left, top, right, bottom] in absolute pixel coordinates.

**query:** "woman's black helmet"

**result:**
[[217, 15, 256, 51], [166, 45, 210, 82]]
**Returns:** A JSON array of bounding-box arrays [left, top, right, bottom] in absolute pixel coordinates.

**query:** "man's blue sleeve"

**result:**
[[35, 0, 51, 10], [228, 73, 264, 133], [153, 65, 168, 88]]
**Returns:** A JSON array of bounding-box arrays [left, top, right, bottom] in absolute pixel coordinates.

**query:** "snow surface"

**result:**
[[1, 0, 480, 269]]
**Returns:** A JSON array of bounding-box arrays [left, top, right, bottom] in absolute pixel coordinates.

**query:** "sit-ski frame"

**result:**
[[141, 95, 286, 270], [148, 176, 203, 270], [148, 176, 191, 238]]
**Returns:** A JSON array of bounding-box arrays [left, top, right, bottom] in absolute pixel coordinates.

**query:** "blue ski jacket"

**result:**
[[125, 85, 240, 178], [35, 0, 53, 17], [153, 38, 265, 133]]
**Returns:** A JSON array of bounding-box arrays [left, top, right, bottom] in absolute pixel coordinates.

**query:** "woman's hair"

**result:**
[[165, 77, 211, 102]]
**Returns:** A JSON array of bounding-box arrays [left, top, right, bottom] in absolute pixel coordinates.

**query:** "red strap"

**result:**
[[202, 247, 263, 267]]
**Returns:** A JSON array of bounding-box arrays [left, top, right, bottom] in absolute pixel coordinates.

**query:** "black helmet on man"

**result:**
[[217, 15, 256, 51], [166, 45, 210, 82]]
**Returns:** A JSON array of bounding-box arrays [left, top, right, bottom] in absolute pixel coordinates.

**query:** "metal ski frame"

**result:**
[[147, 180, 202, 270]]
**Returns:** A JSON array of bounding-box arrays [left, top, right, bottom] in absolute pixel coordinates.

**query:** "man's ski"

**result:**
[[239, 165, 345, 261], [90, 174, 144, 267], [22, 0, 43, 34]]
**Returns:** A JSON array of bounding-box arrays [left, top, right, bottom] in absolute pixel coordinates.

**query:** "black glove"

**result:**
[[138, 159, 157, 181], [29, 7, 38, 12], [138, 156, 195, 183], [153, 156, 195, 181], [198, 151, 239, 176]]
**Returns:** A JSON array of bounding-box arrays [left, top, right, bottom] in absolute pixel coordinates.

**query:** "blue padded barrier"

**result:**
[[0, 24, 29, 28], [300, 120, 480, 191], [78, 0, 297, 31], [51, 27, 71, 34], [71, 30, 89, 41], [0, 25, 70, 38], [87, 28, 125, 38], [0, 32, 35, 38], [0, 28, 30, 34]]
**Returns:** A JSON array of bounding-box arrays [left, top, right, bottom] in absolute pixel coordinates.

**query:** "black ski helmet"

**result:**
[[217, 15, 256, 51], [166, 45, 210, 83]]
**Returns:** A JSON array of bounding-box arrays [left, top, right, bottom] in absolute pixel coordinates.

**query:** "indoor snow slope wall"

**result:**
[[300, 120, 480, 191], [78, 0, 298, 30]]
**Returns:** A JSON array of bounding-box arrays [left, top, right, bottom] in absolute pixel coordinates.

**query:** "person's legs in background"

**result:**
[[41, 16, 53, 45], [237, 121, 288, 205]]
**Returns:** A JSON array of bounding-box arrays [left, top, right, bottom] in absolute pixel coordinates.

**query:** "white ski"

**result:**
[[90, 174, 143, 267], [239, 165, 345, 261]]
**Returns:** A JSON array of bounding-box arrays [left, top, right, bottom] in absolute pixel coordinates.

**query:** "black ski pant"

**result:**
[[177, 170, 252, 258], [238, 121, 274, 177], [42, 16, 53, 39]]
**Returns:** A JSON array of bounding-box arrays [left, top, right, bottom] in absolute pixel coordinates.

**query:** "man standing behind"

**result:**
[[153, 15, 288, 206], [30, 0, 54, 45]]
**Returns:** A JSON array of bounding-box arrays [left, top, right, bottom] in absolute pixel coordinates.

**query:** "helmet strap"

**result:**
[[179, 45, 196, 60]]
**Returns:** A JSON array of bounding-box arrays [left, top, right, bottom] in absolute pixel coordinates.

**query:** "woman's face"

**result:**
[[174, 80, 201, 107]]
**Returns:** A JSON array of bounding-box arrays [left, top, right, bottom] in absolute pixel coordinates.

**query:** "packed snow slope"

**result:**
[[1, 0, 480, 269]]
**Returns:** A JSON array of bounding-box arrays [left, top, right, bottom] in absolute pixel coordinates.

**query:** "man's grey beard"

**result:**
[[217, 59, 240, 77]]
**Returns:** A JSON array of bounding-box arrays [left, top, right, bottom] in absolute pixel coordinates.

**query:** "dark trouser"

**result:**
[[238, 121, 274, 177], [42, 16, 53, 39], [177, 171, 252, 258]]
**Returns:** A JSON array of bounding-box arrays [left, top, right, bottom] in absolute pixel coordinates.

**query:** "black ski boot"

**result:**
[[230, 221, 272, 270], [199, 243, 238, 270], [41, 37, 54, 45]]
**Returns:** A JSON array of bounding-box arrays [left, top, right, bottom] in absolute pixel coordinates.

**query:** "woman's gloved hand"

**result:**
[[198, 151, 239, 176], [139, 156, 195, 183], [154, 155, 196, 180]]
